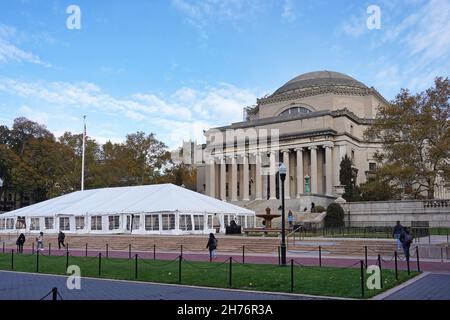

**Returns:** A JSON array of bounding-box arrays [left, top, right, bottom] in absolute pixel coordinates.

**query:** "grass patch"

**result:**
[[0, 253, 418, 299]]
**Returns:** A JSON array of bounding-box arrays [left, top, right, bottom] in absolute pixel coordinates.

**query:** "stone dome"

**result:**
[[272, 70, 368, 96]]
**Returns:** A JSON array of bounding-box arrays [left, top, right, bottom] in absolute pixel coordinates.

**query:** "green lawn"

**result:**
[[0, 253, 418, 299]]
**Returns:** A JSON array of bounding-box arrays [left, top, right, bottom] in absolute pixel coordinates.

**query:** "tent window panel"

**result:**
[[193, 215, 204, 230], [45, 217, 54, 229], [6, 218, 14, 229], [126, 216, 131, 231], [207, 215, 213, 229], [145, 215, 159, 231], [16, 217, 25, 229], [59, 217, 70, 231], [224, 215, 229, 226], [132, 215, 140, 230], [236, 216, 244, 226], [179, 214, 192, 231], [247, 216, 255, 228], [91, 216, 102, 230], [109, 215, 120, 230], [0, 219, 5, 230], [30, 218, 40, 230], [162, 214, 175, 230], [75, 217, 85, 230]]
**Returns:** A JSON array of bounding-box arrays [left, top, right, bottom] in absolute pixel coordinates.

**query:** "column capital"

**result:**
[[308, 145, 318, 150], [281, 149, 290, 154], [323, 143, 334, 149], [294, 147, 304, 152]]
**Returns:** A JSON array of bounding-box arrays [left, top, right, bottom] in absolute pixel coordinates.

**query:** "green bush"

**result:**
[[324, 203, 345, 228], [311, 205, 326, 213]]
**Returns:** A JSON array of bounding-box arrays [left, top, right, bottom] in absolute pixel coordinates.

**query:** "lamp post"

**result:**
[[0, 178, 3, 212], [279, 163, 287, 266]]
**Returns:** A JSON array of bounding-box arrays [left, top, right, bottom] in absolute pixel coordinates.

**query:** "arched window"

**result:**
[[279, 106, 311, 117]]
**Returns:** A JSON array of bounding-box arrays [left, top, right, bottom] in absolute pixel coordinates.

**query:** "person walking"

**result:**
[[288, 210, 294, 229], [16, 233, 25, 254], [400, 227, 413, 261], [58, 231, 66, 249], [206, 233, 218, 261], [36, 232, 44, 252], [393, 221, 404, 250]]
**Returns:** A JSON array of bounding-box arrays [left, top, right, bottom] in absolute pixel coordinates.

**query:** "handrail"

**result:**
[[286, 225, 303, 239]]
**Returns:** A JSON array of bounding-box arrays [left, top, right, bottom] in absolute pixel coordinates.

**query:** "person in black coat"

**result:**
[[206, 233, 218, 260], [392, 221, 404, 250], [399, 227, 413, 261], [16, 233, 25, 254], [58, 231, 66, 249]]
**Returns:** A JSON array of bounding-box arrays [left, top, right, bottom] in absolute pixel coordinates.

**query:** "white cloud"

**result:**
[[0, 23, 50, 67], [282, 0, 297, 23], [340, 13, 367, 38]]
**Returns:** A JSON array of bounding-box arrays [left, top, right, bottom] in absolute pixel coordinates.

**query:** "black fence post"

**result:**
[[106, 244, 109, 258], [446, 228, 449, 244], [290, 259, 294, 292], [66, 251, 69, 270], [360, 260, 364, 298], [178, 255, 182, 283], [377, 254, 383, 288], [48, 243, 51, 256], [52, 287, 57, 301], [407, 256, 410, 275], [36, 249, 40, 273], [180, 245, 183, 259], [11, 249, 14, 269], [242, 245, 245, 264], [394, 251, 398, 281], [129, 244, 132, 260], [98, 253, 102, 277], [229, 257, 232, 288], [135, 254, 138, 279], [153, 244, 156, 260], [416, 246, 421, 272], [319, 246, 322, 267], [85, 243, 88, 257], [66, 243, 69, 254], [278, 246, 281, 265], [364, 246, 368, 268], [32, 242, 34, 255], [2, 242, 5, 253]]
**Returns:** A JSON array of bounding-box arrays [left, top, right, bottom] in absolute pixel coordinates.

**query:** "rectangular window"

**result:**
[[30, 218, 40, 230], [6, 218, 14, 230], [75, 217, 85, 230], [179, 214, 192, 231], [369, 162, 376, 172], [45, 217, 54, 230], [236, 216, 244, 226], [207, 215, 213, 229], [162, 214, 175, 231], [132, 215, 140, 230], [145, 214, 159, 231], [108, 215, 120, 230], [0, 219, 5, 230], [224, 215, 229, 226], [59, 217, 70, 231], [193, 215, 204, 231], [247, 216, 255, 228], [91, 216, 102, 231]]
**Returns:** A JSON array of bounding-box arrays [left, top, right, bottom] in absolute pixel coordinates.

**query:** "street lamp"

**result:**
[[0, 178, 3, 212], [279, 163, 287, 266]]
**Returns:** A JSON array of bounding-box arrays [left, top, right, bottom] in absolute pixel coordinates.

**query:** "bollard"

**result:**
[[36, 249, 40, 273], [129, 244, 132, 260], [290, 259, 294, 292], [135, 254, 138, 279], [153, 244, 156, 260], [48, 243, 51, 256], [11, 249, 14, 269], [378, 254, 383, 288], [364, 246, 368, 268], [52, 287, 58, 301], [416, 246, 421, 272], [66, 251, 69, 271], [106, 244, 109, 258], [360, 260, 364, 298], [394, 251, 398, 281], [278, 246, 281, 266], [178, 255, 182, 283], [229, 257, 232, 288], [242, 245, 245, 264], [319, 246, 322, 267], [98, 253, 102, 276], [85, 243, 88, 257]]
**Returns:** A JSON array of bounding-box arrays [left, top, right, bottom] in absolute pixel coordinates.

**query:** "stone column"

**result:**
[[296, 148, 303, 197], [255, 152, 262, 200], [208, 157, 216, 197], [231, 155, 238, 201], [324, 145, 333, 195], [220, 156, 226, 201], [269, 151, 277, 199], [282, 149, 291, 199], [309, 146, 318, 194], [243, 153, 250, 201]]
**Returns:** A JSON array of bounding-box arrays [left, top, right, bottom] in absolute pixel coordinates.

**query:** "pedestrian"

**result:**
[[393, 221, 404, 250], [400, 227, 413, 261], [288, 210, 294, 229], [16, 233, 25, 254], [58, 231, 66, 249], [36, 231, 44, 252], [206, 233, 218, 261]]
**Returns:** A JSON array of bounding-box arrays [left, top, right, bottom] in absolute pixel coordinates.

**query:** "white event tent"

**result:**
[[0, 184, 255, 235]]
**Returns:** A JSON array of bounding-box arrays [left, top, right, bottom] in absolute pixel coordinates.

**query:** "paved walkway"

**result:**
[[384, 273, 450, 300], [0, 271, 318, 300]]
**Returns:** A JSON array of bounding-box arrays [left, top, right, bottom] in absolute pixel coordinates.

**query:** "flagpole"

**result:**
[[81, 115, 86, 191]]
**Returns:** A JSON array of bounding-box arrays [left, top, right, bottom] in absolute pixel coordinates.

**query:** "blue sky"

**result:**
[[0, 0, 449, 148]]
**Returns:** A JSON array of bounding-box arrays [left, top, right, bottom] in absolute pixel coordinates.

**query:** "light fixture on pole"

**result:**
[[279, 162, 287, 266]]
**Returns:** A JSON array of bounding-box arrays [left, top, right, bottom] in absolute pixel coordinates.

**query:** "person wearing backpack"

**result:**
[[392, 221, 404, 250], [206, 233, 218, 261], [400, 227, 413, 261]]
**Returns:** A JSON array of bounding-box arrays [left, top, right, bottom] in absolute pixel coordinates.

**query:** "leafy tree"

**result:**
[[366, 77, 450, 199], [339, 155, 360, 201], [324, 203, 345, 228]]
